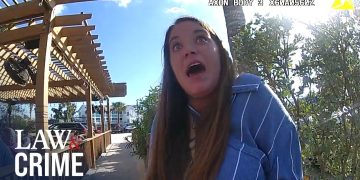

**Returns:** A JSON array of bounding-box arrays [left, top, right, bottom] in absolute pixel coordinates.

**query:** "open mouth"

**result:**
[[186, 62, 206, 77]]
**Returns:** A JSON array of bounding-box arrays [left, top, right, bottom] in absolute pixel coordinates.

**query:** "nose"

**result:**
[[184, 43, 196, 57]]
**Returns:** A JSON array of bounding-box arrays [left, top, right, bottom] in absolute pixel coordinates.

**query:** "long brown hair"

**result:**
[[146, 16, 235, 180]]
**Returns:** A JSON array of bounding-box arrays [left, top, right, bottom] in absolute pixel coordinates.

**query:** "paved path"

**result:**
[[82, 133, 145, 180]]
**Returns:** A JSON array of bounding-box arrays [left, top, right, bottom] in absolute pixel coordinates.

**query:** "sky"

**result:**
[[53, 0, 345, 106]]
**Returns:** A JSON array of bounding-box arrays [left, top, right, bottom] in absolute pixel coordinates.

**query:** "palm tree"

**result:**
[[222, 1, 246, 73], [112, 102, 126, 126]]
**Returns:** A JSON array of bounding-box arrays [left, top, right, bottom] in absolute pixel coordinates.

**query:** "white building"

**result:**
[[76, 104, 137, 127]]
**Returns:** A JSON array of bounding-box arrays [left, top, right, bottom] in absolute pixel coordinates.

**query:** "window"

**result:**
[[127, 112, 129, 116]]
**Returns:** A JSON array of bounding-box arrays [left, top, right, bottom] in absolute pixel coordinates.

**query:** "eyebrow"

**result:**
[[169, 29, 209, 45]]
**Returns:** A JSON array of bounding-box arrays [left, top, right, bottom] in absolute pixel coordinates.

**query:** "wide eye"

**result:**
[[172, 42, 182, 52], [196, 35, 208, 44]]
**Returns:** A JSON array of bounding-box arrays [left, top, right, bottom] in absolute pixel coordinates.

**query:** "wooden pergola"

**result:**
[[0, 0, 126, 176]]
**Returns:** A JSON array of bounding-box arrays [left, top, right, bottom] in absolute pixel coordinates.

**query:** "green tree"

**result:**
[[233, 13, 360, 178], [51, 102, 77, 122], [233, 14, 304, 129], [131, 86, 160, 167], [299, 12, 360, 178], [51, 103, 65, 122], [112, 102, 126, 125], [64, 102, 76, 122]]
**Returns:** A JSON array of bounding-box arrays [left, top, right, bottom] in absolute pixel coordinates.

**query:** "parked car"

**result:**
[[111, 123, 124, 133], [80, 123, 101, 134], [124, 124, 136, 133], [49, 122, 88, 135]]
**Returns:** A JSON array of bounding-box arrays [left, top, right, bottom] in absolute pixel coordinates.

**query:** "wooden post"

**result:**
[[100, 101, 106, 152], [86, 86, 96, 168], [100, 102, 105, 133], [107, 98, 111, 146], [107, 98, 111, 132], [35, 9, 53, 142]]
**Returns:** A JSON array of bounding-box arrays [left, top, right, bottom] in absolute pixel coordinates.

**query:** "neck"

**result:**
[[189, 97, 212, 115]]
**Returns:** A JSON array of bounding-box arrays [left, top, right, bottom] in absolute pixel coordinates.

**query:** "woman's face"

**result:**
[[169, 21, 221, 100]]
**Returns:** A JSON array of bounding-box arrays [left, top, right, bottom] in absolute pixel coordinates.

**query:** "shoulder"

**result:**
[[231, 73, 296, 130], [232, 73, 282, 108], [232, 73, 263, 94]]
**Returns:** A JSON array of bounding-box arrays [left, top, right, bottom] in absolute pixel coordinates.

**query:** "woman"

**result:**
[[146, 16, 303, 180], [0, 138, 14, 167], [0, 127, 17, 156]]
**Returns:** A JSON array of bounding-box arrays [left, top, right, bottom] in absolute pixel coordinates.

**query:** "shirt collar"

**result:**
[[187, 105, 201, 119]]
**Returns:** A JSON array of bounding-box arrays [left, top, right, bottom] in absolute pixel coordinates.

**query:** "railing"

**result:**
[[0, 130, 112, 180]]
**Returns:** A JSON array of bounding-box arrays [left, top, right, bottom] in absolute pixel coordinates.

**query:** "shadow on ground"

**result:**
[[82, 134, 145, 180]]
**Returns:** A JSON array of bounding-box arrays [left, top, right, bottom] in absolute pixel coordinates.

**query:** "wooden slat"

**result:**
[[67, 39, 91, 46], [0, 79, 85, 91], [71, 44, 96, 52], [52, 48, 81, 79], [0, 44, 68, 84], [1, 0, 10, 7], [52, 25, 108, 99], [60, 25, 95, 37], [51, 30, 84, 72], [93, 43, 100, 47], [53, 14, 92, 27], [0, 24, 43, 45], [0, 1, 45, 26], [12, 0, 19, 4], [75, 52, 97, 60], [52, 31, 105, 98]]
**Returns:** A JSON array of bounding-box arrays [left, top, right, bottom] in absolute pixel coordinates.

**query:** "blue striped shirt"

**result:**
[[149, 73, 303, 179], [216, 73, 303, 180]]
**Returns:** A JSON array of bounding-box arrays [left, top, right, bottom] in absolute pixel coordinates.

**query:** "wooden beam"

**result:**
[[48, 94, 86, 103], [53, 14, 92, 27], [3, 94, 87, 104], [71, 44, 96, 52], [60, 25, 95, 37], [0, 79, 84, 91], [75, 53, 98, 62], [0, 1, 45, 26], [0, 24, 43, 45], [65, 35, 95, 45], [108, 83, 126, 97]]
